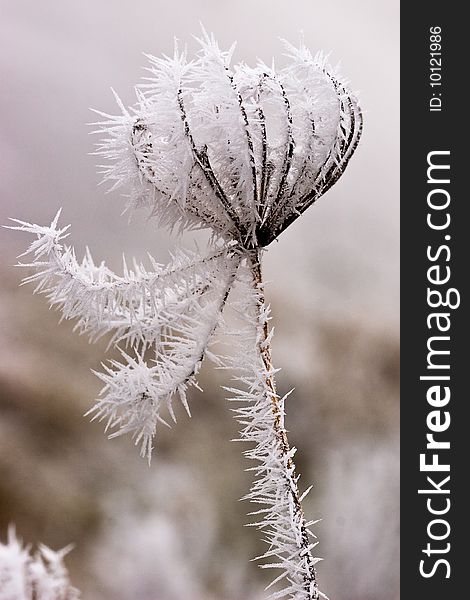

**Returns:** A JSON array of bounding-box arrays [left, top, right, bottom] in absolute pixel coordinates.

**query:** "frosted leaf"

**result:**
[[87, 256, 237, 462], [8, 212, 240, 459], [8, 212, 239, 347]]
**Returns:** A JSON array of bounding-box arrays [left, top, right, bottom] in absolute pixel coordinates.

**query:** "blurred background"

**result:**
[[0, 1, 399, 599]]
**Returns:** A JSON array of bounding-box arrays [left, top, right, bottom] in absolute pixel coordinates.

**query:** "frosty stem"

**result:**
[[250, 249, 319, 599]]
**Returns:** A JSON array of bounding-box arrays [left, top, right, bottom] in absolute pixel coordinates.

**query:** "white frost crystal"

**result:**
[[0, 527, 79, 600]]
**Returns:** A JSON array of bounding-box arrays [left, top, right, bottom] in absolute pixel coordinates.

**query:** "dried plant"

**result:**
[[6, 31, 362, 600], [0, 527, 79, 600]]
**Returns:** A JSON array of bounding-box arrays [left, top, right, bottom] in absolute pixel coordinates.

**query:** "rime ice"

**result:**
[[93, 32, 362, 248], [8, 30, 362, 600], [0, 527, 79, 600]]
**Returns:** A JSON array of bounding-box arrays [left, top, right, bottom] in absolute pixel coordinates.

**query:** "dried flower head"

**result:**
[[94, 30, 362, 248]]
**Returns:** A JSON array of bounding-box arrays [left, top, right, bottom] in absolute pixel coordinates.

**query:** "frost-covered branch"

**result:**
[[8, 211, 241, 460], [224, 258, 321, 600], [0, 526, 80, 600]]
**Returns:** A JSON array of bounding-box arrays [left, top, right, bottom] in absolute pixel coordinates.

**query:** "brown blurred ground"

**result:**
[[0, 267, 398, 600]]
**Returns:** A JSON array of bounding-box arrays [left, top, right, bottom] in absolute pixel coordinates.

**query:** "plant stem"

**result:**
[[250, 248, 319, 599]]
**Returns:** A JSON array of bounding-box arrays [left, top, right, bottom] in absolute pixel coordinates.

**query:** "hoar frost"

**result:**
[[8, 30, 362, 600], [0, 527, 79, 600]]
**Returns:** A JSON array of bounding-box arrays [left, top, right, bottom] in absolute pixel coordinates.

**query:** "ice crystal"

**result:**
[[0, 527, 79, 600]]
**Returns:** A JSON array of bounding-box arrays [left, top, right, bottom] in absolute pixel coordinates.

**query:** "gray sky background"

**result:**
[[0, 0, 399, 328]]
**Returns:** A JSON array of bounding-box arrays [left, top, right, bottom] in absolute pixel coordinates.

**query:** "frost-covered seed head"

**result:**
[[94, 31, 362, 248]]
